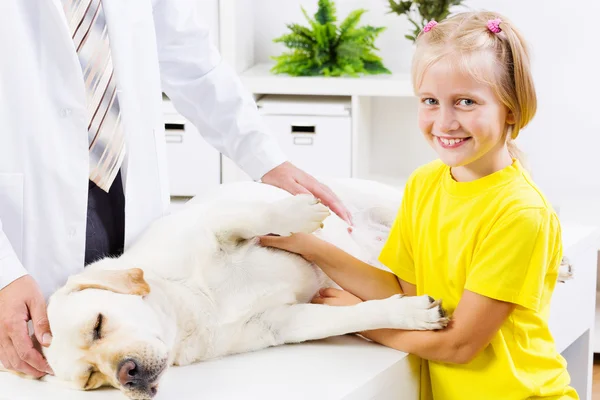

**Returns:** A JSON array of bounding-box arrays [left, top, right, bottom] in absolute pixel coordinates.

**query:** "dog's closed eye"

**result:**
[[83, 368, 106, 390], [84, 368, 95, 389], [93, 314, 103, 341]]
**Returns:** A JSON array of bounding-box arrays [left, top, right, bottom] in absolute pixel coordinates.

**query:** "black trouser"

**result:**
[[84, 170, 125, 266]]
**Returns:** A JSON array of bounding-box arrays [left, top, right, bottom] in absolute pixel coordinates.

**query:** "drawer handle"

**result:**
[[165, 123, 185, 131], [166, 133, 183, 143], [291, 125, 315, 134], [293, 137, 313, 146]]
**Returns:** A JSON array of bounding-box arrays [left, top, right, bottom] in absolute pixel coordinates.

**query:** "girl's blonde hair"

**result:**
[[412, 11, 536, 165]]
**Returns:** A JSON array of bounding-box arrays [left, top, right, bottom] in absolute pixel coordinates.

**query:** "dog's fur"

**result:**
[[0, 179, 570, 399]]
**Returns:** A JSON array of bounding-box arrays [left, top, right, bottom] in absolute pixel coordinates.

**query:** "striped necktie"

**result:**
[[62, 0, 126, 192]]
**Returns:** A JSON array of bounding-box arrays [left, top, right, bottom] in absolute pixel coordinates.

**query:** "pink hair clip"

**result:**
[[487, 18, 502, 33], [423, 20, 438, 33]]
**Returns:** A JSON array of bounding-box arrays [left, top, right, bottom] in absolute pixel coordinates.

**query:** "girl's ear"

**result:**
[[506, 111, 516, 125]]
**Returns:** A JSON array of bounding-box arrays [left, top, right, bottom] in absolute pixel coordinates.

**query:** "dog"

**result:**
[[1, 178, 568, 399], [32, 179, 448, 400]]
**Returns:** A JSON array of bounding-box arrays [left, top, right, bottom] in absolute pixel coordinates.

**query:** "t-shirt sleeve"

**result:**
[[464, 207, 562, 312], [378, 179, 416, 285]]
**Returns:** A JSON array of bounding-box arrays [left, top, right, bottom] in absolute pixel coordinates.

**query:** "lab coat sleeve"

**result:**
[[151, 0, 288, 181], [0, 218, 28, 291]]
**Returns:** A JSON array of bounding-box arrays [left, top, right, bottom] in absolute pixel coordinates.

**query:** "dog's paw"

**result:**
[[271, 194, 330, 236], [558, 256, 574, 283], [385, 294, 450, 331]]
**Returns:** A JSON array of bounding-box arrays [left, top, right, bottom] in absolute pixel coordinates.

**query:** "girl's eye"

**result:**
[[423, 98, 438, 106], [458, 99, 475, 106]]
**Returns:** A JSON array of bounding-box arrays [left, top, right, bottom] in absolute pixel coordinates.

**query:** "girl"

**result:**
[[259, 11, 576, 400]]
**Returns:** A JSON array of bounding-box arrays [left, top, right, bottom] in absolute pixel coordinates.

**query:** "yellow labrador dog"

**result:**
[[2, 179, 452, 399]]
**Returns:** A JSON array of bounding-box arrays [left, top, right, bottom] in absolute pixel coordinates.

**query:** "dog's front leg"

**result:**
[[252, 295, 449, 347], [212, 195, 330, 247]]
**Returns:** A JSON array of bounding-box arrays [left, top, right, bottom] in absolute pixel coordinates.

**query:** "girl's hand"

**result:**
[[311, 288, 363, 306], [258, 232, 324, 262]]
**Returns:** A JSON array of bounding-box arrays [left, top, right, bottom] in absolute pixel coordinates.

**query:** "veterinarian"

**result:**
[[261, 11, 578, 400], [0, 0, 351, 379]]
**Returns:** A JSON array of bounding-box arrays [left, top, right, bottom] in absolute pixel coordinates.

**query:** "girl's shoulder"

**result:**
[[499, 170, 557, 217], [406, 159, 447, 188], [487, 176, 561, 246]]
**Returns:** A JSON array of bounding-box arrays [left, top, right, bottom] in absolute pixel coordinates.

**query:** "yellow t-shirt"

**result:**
[[379, 159, 577, 400]]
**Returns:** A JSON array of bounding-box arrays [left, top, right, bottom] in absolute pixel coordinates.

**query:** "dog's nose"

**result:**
[[118, 359, 139, 386], [117, 358, 161, 397]]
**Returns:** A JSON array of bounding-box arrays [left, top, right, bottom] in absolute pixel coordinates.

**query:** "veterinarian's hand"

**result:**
[[312, 288, 363, 306], [0, 275, 54, 378], [259, 232, 324, 262], [261, 162, 353, 226]]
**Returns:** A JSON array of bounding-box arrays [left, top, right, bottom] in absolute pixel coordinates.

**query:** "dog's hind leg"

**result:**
[[211, 194, 330, 248], [234, 295, 449, 352]]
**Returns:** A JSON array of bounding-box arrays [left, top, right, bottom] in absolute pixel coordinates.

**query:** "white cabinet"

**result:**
[[257, 95, 352, 179], [217, 0, 414, 185], [162, 0, 221, 201], [553, 195, 600, 359], [163, 99, 221, 197], [548, 223, 600, 400]]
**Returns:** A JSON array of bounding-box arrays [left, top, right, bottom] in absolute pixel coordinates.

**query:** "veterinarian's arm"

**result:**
[[361, 290, 515, 364], [151, 0, 352, 224], [152, 0, 285, 181]]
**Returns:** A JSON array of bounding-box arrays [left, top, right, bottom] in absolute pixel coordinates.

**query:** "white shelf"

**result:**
[[240, 63, 414, 97]]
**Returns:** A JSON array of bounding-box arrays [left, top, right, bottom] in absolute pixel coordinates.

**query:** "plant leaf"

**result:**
[[286, 23, 316, 42], [339, 9, 366, 38], [388, 0, 413, 15], [271, 2, 390, 77], [315, 0, 337, 25], [363, 60, 391, 74]]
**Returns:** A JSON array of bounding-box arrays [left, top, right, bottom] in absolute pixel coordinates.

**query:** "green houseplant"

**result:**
[[270, 0, 390, 77], [388, 0, 465, 42]]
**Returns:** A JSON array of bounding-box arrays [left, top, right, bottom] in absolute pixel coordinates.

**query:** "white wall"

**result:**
[[250, 0, 600, 206]]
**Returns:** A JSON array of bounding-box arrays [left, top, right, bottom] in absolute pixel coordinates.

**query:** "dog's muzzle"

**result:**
[[117, 358, 165, 398]]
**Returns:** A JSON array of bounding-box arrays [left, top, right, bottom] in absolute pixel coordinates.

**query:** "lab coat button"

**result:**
[[59, 108, 72, 118], [68, 228, 77, 236]]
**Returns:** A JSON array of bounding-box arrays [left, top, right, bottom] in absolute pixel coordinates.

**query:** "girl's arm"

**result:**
[[260, 232, 515, 364], [361, 289, 515, 364], [259, 233, 415, 299]]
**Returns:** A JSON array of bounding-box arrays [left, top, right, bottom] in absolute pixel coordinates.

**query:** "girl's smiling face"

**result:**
[[417, 59, 515, 181]]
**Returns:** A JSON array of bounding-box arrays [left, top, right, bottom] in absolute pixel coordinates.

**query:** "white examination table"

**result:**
[[0, 223, 597, 400], [0, 335, 419, 400]]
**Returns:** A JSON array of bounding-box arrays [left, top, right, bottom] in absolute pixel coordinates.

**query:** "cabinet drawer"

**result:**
[[164, 117, 221, 197], [261, 115, 352, 179]]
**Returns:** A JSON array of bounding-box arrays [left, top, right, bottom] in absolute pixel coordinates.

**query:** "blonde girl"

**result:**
[[260, 11, 576, 400]]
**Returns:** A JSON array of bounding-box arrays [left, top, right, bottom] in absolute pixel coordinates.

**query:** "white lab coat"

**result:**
[[0, 0, 287, 298]]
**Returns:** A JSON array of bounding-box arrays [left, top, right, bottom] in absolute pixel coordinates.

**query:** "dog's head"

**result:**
[[44, 263, 169, 399]]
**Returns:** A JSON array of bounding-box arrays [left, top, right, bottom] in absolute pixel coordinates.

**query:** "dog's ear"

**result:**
[[63, 268, 150, 296]]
